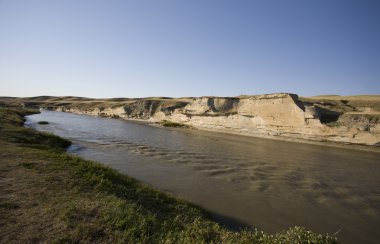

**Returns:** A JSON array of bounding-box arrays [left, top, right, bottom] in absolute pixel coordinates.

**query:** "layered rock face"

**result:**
[[152, 94, 357, 143], [5, 93, 379, 146], [153, 94, 307, 133]]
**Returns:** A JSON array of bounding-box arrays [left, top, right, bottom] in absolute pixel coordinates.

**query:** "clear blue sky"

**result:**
[[1, 0, 379, 98]]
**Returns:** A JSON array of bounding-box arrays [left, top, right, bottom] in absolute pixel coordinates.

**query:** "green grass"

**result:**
[[160, 120, 191, 128], [325, 121, 342, 127], [0, 107, 71, 150], [0, 105, 338, 243]]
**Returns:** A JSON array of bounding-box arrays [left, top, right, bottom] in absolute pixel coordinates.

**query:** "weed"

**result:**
[[160, 120, 191, 128], [325, 121, 342, 127], [20, 162, 37, 169], [0, 202, 20, 210]]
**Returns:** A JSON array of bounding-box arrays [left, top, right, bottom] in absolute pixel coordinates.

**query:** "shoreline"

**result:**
[[51, 109, 380, 153], [179, 124, 380, 153], [2, 92, 378, 150]]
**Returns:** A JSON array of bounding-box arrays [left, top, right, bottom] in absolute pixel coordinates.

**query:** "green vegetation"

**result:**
[[0, 105, 337, 243], [300, 96, 380, 114], [160, 120, 191, 128], [325, 121, 342, 127], [38, 120, 49, 124]]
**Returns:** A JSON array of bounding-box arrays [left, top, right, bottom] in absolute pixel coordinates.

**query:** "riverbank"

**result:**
[[0, 105, 337, 243], [2, 94, 379, 147], [148, 117, 380, 153]]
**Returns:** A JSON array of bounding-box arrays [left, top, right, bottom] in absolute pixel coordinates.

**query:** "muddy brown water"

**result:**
[[26, 111, 380, 243]]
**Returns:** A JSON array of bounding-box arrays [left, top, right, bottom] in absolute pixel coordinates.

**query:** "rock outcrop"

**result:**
[[150, 94, 380, 146], [3, 93, 380, 147]]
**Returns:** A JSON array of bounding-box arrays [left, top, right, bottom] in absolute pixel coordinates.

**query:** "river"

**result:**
[[26, 110, 380, 243]]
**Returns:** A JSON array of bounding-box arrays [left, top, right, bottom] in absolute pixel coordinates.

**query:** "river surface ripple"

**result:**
[[26, 111, 380, 244]]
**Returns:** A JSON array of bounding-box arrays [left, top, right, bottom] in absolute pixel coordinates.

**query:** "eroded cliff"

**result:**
[[2, 93, 379, 147]]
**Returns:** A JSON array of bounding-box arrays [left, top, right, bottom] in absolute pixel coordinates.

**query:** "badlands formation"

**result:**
[[1, 93, 379, 147]]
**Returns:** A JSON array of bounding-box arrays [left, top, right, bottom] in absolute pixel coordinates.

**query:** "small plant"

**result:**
[[20, 162, 37, 169], [38, 121, 49, 125], [159, 120, 190, 128], [325, 121, 341, 127]]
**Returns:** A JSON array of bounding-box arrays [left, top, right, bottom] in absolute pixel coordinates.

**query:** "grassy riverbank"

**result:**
[[0, 105, 337, 243]]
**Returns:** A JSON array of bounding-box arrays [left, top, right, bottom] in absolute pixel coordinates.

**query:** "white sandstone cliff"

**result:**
[[20, 93, 380, 146]]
